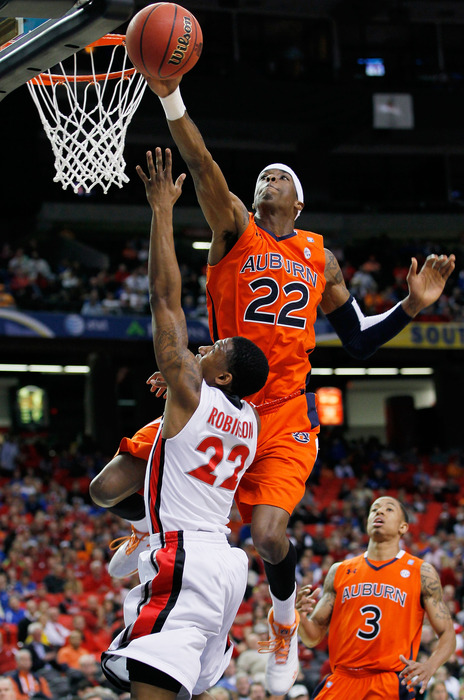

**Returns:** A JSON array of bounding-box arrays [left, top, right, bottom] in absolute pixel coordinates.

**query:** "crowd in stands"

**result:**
[[0, 229, 463, 321], [0, 427, 463, 699], [0, 233, 207, 321]]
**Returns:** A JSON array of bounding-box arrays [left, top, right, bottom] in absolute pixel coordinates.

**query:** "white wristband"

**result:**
[[159, 87, 186, 121]]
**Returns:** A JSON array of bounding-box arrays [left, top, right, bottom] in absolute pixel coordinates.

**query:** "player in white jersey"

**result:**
[[100, 148, 269, 700], [144, 387, 258, 537]]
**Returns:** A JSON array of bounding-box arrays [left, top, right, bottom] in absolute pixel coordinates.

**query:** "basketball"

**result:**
[[125, 3, 203, 79]]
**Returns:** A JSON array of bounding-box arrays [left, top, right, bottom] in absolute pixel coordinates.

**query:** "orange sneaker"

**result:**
[[258, 607, 300, 695], [108, 525, 150, 578]]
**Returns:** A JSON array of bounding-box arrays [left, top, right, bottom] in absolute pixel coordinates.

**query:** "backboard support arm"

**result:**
[[0, 0, 134, 100]]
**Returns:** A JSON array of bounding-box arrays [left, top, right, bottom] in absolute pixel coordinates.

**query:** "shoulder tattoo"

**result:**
[[325, 249, 344, 286]]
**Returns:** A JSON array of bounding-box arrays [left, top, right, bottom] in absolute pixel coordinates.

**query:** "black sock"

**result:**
[[263, 540, 297, 601], [107, 493, 146, 521]]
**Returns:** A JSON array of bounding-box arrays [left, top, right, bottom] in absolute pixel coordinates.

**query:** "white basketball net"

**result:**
[[27, 37, 147, 194]]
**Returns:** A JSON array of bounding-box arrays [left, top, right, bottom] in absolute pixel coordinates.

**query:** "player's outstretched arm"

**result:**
[[297, 564, 338, 648], [137, 148, 202, 432], [320, 249, 455, 359], [399, 562, 456, 695], [144, 76, 249, 265]]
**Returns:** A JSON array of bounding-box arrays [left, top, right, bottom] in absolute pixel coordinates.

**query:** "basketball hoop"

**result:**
[[27, 34, 147, 194]]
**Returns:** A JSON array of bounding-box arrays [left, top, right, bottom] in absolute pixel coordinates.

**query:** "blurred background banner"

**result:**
[[0, 309, 211, 342]]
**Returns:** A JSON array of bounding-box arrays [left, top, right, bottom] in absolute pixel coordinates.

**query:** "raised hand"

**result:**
[[143, 75, 182, 98], [136, 147, 186, 210], [403, 254, 455, 317]]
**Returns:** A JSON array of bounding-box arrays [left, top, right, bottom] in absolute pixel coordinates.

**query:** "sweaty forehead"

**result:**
[[371, 496, 400, 510], [371, 497, 398, 510]]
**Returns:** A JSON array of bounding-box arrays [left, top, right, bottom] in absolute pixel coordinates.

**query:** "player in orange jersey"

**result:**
[[141, 76, 455, 695], [96, 72, 455, 695], [296, 497, 456, 698]]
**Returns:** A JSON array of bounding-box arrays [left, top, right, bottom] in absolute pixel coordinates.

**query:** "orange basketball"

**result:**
[[125, 3, 203, 79]]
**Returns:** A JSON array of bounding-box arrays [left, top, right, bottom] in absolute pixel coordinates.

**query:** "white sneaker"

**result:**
[[258, 607, 300, 695], [108, 525, 150, 578]]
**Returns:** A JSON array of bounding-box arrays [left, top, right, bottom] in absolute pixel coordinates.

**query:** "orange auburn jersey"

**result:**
[[206, 214, 326, 406], [328, 550, 424, 674]]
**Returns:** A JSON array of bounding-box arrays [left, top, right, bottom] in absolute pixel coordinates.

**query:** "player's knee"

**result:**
[[251, 524, 287, 564], [251, 506, 290, 563]]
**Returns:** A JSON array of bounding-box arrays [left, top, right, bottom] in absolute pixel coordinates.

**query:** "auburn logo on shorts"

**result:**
[[292, 431, 310, 443]]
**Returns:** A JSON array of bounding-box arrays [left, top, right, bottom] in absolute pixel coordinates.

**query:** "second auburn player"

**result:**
[[296, 497, 456, 698]]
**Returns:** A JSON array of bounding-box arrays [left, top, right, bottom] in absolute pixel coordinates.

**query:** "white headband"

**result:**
[[256, 163, 304, 219]]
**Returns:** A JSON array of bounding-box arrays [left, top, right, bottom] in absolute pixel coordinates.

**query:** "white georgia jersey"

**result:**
[[144, 381, 258, 537]]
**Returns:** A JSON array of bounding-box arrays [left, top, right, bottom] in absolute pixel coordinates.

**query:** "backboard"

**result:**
[[0, 0, 135, 101]]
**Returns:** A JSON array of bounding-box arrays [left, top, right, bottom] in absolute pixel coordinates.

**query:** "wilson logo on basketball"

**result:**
[[292, 432, 311, 444], [168, 16, 193, 66]]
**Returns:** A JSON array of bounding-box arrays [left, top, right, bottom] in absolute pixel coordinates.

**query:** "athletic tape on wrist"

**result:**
[[159, 87, 186, 121]]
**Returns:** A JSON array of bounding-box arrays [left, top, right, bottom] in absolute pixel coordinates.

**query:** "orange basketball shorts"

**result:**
[[235, 392, 319, 524], [311, 670, 416, 700]]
